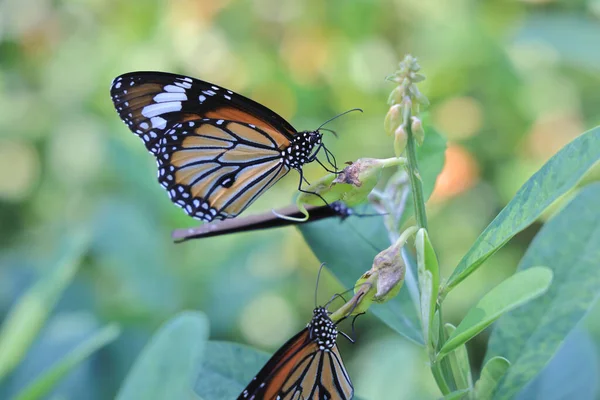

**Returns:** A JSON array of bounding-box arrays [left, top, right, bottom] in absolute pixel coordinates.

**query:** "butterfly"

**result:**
[[238, 306, 354, 400], [110, 71, 342, 223]]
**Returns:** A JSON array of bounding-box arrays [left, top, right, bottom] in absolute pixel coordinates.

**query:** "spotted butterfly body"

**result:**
[[238, 307, 353, 400], [110, 72, 325, 222]]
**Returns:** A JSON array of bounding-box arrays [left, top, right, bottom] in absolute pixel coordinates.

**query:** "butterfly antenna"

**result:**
[[316, 108, 363, 131], [315, 262, 326, 308]]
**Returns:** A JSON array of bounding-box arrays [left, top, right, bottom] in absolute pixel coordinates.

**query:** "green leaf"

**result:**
[[438, 267, 552, 359], [514, 329, 598, 400], [474, 357, 510, 400], [299, 214, 423, 344], [441, 389, 470, 400], [116, 311, 209, 400], [416, 229, 440, 345], [445, 127, 600, 292], [194, 341, 269, 400], [443, 324, 472, 392], [13, 324, 120, 400], [0, 233, 88, 382], [486, 183, 600, 400]]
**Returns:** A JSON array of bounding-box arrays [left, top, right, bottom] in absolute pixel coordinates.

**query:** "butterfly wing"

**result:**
[[110, 72, 298, 221], [239, 331, 353, 400]]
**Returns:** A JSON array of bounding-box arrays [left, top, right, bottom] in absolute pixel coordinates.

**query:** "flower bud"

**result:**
[[384, 104, 403, 136], [370, 242, 405, 302], [387, 86, 404, 106], [291, 157, 406, 220], [394, 125, 408, 156], [411, 116, 425, 145]]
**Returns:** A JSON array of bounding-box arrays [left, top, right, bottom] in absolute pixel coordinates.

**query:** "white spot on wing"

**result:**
[[142, 102, 182, 118], [154, 92, 187, 102], [164, 84, 185, 93], [199, 95, 206, 103], [151, 116, 167, 130]]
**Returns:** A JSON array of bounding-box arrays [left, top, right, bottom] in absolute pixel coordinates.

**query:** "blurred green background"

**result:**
[[1, 0, 600, 398]]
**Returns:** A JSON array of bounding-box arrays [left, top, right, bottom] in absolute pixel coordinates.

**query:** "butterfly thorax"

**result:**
[[307, 307, 338, 351], [282, 131, 322, 169]]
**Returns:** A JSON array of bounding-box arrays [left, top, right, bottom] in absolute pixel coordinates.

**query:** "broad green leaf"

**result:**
[[445, 127, 600, 292], [116, 311, 209, 400], [300, 214, 423, 344], [486, 183, 600, 400], [0, 234, 88, 382], [13, 324, 120, 400], [417, 229, 440, 345], [443, 324, 472, 392], [439, 267, 552, 359], [194, 341, 269, 400], [299, 129, 445, 344], [474, 357, 510, 400], [514, 329, 598, 400]]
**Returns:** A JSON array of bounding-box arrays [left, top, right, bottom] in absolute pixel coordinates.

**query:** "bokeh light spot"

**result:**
[[0, 140, 39, 201], [240, 293, 298, 350], [432, 96, 483, 140], [431, 144, 480, 202], [49, 119, 104, 185], [525, 113, 584, 161], [280, 30, 329, 84], [348, 38, 396, 92]]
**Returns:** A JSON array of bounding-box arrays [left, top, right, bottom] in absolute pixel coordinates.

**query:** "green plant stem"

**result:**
[[404, 114, 428, 231], [431, 361, 452, 395]]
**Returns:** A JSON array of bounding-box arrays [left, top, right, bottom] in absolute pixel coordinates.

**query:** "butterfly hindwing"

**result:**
[[155, 118, 290, 221]]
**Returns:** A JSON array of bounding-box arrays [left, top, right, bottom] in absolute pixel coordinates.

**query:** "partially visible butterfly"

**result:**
[[110, 71, 347, 222], [238, 306, 354, 400]]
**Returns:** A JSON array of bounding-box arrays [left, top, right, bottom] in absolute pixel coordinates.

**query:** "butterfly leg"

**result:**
[[296, 168, 330, 206], [338, 313, 365, 344]]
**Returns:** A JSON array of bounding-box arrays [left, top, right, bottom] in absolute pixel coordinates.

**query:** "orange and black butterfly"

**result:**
[[238, 306, 354, 400], [110, 72, 341, 222]]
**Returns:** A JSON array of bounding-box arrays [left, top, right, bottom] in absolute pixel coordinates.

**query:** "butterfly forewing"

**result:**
[[110, 71, 305, 222]]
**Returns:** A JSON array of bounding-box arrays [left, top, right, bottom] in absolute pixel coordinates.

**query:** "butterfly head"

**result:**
[[307, 306, 338, 350]]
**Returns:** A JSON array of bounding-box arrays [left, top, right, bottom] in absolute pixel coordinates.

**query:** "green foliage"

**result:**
[[446, 127, 600, 293], [416, 228, 439, 345], [116, 312, 209, 400], [13, 324, 120, 400], [439, 267, 553, 359], [474, 357, 510, 400], [0, 234, 88, 382], [513, 329, 598, 400], [486, 183, 600, 399], [194, 341, 269, 400], [443, 324, 472, 393]]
